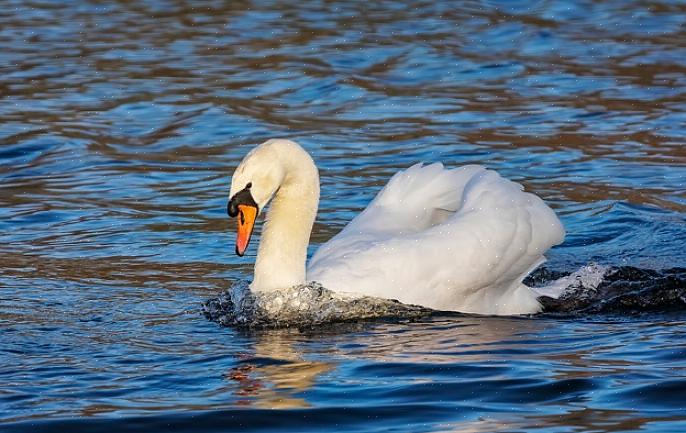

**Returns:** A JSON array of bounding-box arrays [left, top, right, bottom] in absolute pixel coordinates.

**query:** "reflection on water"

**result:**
[[2, 0, 686, 431], [227, 331, 333, 409]]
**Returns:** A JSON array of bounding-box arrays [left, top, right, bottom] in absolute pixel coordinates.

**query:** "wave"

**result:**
[[203, 266, 686, 328], [532, 265, 686, 315]]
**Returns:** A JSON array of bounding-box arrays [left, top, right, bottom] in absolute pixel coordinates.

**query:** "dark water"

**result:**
[[2, 0, 686, 431]]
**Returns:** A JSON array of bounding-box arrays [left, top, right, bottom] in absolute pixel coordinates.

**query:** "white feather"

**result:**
[[308, 163, 565, 314], [230, 140, 566, 315]]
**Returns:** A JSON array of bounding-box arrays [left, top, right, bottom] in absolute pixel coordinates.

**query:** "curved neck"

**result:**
[[251, 152, 319, 292]]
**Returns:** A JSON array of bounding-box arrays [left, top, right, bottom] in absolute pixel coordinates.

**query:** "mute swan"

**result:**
[[227, 139, 565, 315]]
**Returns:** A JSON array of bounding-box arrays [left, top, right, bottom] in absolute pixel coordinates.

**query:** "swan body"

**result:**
[[228, 139, 565, 315]]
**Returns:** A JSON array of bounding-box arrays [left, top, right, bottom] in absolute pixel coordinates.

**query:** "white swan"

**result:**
[[227, 139, 565, 315]]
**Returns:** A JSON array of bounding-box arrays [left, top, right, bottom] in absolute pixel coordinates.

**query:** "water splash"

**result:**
[[204, 266, 686, 328], [536, 266, 686, 315], [202, 281, 433, 328], [532, 263, 609, 299]]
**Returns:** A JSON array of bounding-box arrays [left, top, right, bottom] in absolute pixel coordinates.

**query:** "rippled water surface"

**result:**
[[2, 0, 686, 431]]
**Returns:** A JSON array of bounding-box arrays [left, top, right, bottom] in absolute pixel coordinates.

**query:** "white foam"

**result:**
[[203, 281, 432, 328], [533, 263, 609, 299]]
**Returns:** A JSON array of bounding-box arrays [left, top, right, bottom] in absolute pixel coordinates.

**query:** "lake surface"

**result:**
[[1, 0, 686, 431]]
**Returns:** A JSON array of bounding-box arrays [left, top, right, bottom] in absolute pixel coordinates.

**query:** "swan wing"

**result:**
[[307, 163, 565, 315]]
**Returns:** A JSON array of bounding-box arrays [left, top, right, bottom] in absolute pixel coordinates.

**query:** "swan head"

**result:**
[[227, 140, 288, 256]]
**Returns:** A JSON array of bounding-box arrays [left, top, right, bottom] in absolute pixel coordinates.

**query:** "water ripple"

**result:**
[[2, 0, 686, 431]]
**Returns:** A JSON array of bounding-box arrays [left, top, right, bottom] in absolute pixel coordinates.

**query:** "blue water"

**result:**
[[1, 0, 686, 431]]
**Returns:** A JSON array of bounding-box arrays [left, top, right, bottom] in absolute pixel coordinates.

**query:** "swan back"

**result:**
[[308, 163, 565, 315]]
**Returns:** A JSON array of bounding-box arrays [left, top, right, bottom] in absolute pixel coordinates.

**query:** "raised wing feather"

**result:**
[[307, 163, 565, 315]]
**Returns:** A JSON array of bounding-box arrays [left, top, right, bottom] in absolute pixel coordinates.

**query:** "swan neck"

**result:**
[[251, 154, 319, 292]]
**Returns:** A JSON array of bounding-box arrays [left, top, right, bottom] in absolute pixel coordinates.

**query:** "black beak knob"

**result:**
[[227, 187, 258, 218]]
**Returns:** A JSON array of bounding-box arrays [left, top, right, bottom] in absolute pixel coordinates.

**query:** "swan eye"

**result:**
[[246, 182, 252, 189]]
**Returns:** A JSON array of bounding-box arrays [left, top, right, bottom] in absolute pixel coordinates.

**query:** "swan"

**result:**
[[227, 139, 565, 315]]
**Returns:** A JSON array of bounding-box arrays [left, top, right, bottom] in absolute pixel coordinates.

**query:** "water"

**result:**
[[1, 0, 686, 431]]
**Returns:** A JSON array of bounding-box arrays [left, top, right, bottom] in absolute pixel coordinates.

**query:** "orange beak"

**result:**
[[236, 204, 257, 256]]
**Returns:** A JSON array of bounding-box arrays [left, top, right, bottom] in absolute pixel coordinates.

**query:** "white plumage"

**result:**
[[229, 139, 565, 315], [309, 163, 565, 314]]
